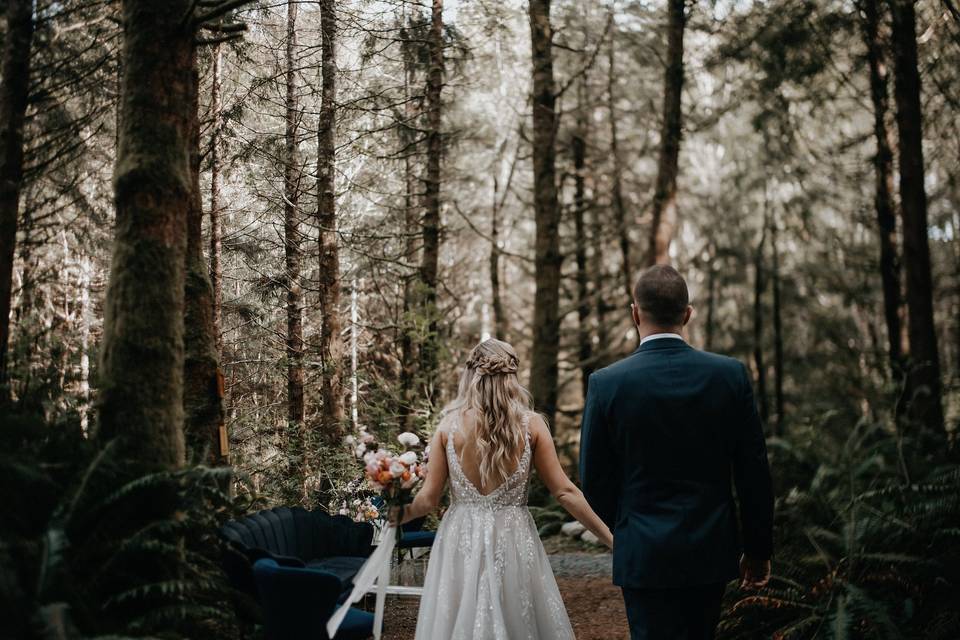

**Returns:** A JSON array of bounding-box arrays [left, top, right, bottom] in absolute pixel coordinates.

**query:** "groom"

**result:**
[[580, 265, 773, 640]]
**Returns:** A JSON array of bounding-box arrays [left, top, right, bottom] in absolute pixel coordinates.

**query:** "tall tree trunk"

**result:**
[[860, 0, 906, 387], [954, 208, 960, 383], [419, 0, 444, 406], [490, 138, 517, 343], [889, 0, 945, 434], [647, 0, 686, 266], [753, 225, 770, 426], [490, 176, 507, 341], [97, 0, 194, 467], [350, 282, 359, 431], [607, 21, 632, 300], [771, 221, 785, 431], [317, 0, 344, 444], [209, 43, 224, 355], [489, 27, 514, 344], [184, 51, 225, 464], [398, 17, 419, 431], [573, 79, 593, 400], [284, 0, 305, 459], [0, 0, 34, 396], [528, 0, 562, 428], [79, 257, 92, 434], [590, 181, 609, 363]]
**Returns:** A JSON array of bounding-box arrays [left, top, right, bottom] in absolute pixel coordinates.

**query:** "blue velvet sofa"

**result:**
[[253, 558, 374, 640], [220, 506, 374, 601]]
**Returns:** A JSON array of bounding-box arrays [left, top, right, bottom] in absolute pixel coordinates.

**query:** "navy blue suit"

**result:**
[[580, 337, 773, 639]]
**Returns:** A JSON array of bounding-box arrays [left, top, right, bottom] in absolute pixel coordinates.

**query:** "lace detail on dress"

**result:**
[[445, 411, 532, 508]]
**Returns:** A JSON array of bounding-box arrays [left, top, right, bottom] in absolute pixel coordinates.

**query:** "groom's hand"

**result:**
[[739, 554, 770, 590]]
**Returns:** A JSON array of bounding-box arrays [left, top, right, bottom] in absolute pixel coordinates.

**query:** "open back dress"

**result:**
[[414, 411, 575, 640]]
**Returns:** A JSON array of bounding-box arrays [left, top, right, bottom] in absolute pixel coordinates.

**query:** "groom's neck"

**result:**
[[636, 325, 684, 341]]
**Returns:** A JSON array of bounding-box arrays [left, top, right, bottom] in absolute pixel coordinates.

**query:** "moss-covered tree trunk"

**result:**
[[0, 0, 34, 394], [647, 0, 686, 266], [97, 0, 195, 467], [317, 0, 344, 444], [183, 49, 226, 464], [528, 0, 562, 428], [419, 0, 444, 407], [860, 0, 905, 386], [889, 0, 945, 435]]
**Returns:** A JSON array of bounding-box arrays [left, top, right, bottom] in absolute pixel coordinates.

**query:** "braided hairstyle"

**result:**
[[461, 339, 533, 488]]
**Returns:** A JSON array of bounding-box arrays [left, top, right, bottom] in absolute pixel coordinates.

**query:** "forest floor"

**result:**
[[381, 549, 629, 639]]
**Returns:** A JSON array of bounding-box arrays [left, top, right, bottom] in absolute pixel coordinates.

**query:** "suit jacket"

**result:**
[[579, 337, 773, 589]]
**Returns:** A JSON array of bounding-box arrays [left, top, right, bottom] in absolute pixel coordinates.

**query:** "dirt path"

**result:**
[[382, 553, 629, 639]]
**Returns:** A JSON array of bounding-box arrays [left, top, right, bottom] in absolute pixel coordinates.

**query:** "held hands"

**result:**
[[739, 554, 771, 590], [600, 527, 614, 550]]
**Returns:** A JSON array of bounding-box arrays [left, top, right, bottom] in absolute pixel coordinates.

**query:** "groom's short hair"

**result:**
[[634, 265, 689, 327]]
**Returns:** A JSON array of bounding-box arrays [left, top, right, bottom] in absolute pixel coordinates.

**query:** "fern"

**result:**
[[1, 420, 252, 640], [720, 410, 960, 640]]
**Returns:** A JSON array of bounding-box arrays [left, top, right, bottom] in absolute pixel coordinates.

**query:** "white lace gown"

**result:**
[[414, 412, 575, 640]]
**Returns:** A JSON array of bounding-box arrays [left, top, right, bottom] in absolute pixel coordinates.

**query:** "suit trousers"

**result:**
[[621, 582, 726, 640]]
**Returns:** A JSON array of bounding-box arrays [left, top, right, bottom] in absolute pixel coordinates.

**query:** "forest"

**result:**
[[1, 0, 959, 638]]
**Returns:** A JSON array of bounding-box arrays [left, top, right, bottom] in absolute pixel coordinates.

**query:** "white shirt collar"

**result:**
[[639, 332, 685, 346]]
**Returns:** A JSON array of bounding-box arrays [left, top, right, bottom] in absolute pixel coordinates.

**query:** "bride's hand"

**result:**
[[388, 505, 404, 526], [601, 528, 614, 550]]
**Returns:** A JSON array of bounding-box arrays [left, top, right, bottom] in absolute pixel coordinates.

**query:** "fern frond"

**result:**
[[843, 583, 902, 639], [830, 593, 849, 640]]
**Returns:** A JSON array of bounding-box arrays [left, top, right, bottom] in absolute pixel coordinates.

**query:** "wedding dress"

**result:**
[[414, 411, 575, 640]]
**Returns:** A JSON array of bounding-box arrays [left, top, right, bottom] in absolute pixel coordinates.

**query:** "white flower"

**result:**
[[361, 431, 376, 444], [339, 508, 350, 516], [354, 443, 367, 458], [397, 432, 420, 447], [345, 435, 356, 445], [389, 461, 406, 478], [399, 451, 418, 465]]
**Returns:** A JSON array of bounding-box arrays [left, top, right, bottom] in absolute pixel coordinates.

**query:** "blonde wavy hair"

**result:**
[[450, 339, 533, 488]]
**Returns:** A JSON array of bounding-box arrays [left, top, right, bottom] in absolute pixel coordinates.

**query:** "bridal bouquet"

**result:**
[[346, 428, 427, 540], [328, 429, 427, 638]]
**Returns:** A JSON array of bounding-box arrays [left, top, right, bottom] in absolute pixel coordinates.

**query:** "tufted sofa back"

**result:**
[[219, 506, 373, 598]]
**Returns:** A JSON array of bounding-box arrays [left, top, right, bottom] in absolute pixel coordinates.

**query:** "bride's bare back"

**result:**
[[450, 408, 526, 496]]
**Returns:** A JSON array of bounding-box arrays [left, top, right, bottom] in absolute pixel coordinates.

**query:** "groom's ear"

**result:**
[[631, 303, 641, 327], [682, 305, 693, 327]]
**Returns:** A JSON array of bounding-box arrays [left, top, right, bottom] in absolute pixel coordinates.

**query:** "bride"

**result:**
[[391, 338, 613, 639]]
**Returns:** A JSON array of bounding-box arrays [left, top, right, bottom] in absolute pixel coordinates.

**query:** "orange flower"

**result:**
[[378, 470, 393, 485]]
